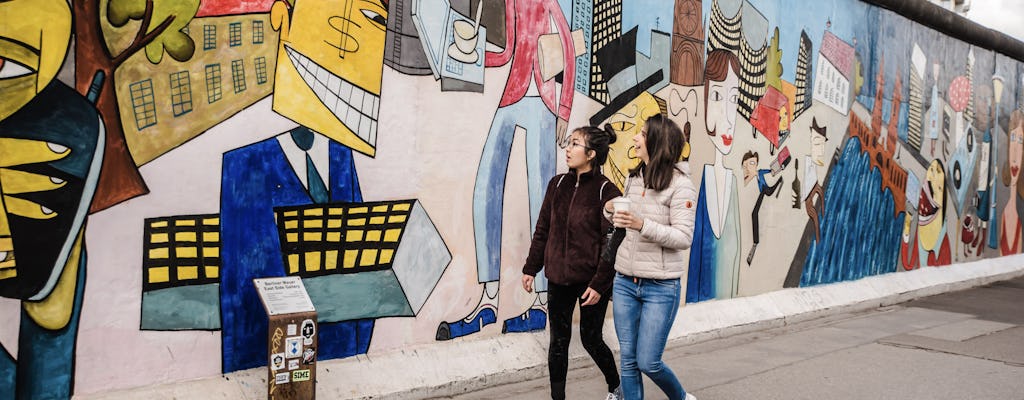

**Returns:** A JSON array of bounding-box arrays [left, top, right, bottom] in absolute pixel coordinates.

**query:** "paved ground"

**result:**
[[435, 276, 1024, 400]]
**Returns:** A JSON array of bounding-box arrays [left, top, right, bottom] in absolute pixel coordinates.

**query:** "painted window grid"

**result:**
[[229, 22, 242, 47], [252, 20, 264, 44], [231, 59, 247, 93], [205, 64, 222, 103], [169, 70, 193, 117], [274, 200, 415, 278], [203, 24, 216, 50], [142, 215, 221, 291], [129, 79, 157, 130], [255, 56, 268, 84]]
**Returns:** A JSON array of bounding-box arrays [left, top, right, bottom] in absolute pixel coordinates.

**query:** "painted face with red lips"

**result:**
[[705, 66, 739, 155], [1009, 125, 1023, 184]]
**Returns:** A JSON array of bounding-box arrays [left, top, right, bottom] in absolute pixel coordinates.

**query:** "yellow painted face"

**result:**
[[918, 160, 945, 251], [0, 0, 72, 122], [270, 0, 388, 156], [602, 92, 662, 189]]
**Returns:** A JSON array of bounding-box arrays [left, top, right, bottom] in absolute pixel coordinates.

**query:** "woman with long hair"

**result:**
[[522, 125, 623, 400], [606, 114, 698, 400]]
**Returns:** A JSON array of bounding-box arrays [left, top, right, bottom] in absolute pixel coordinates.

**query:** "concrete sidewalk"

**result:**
[[437, 276, 1024, 400], [74, 257, 1024, 400]]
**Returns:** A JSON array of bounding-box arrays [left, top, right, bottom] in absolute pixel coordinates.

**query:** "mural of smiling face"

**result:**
[[0, 0, 72, 122], [918, 159, 946, 251], [270, 0, 388, 156]]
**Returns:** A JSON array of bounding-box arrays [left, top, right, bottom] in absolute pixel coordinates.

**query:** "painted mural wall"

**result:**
[[2, 0, 1023, 397]]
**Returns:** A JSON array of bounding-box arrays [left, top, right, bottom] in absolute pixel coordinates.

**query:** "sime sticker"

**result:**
[[275, 372, 290, 384], [292, 369, 311, 382]]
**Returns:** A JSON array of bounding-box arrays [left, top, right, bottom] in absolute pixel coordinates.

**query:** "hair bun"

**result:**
[[602, 124, 618, 145]]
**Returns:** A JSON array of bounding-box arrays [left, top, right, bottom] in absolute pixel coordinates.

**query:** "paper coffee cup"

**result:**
[[612, 197, 631, 213]]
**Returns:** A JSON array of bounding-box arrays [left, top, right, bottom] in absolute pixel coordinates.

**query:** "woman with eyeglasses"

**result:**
[[605, 114, 698, 400], [521, 125, 623, 400]]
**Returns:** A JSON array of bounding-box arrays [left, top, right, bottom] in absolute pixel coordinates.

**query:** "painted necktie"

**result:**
[[306, 153, 329, 203]]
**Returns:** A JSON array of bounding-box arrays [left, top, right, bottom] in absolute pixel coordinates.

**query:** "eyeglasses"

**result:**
[[568, 141, 591, 150]]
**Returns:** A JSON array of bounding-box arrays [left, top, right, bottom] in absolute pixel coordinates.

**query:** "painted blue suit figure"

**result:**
[[220, 127, 373, 373]]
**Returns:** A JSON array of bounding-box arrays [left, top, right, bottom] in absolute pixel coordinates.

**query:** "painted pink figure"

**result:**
[[438, 0, 577, 340]]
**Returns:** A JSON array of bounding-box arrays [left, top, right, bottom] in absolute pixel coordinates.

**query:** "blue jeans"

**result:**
[[613, 274, 686, 400]]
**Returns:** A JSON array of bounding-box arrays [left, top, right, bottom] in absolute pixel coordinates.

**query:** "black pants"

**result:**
[[547, 282, 620, 399]]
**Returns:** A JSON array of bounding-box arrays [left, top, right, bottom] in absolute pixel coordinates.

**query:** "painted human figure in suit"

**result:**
[[218, 0, 388, 372]]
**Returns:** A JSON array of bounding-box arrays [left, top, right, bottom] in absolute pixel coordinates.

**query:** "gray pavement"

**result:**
[[435, 277, 1024, 400]]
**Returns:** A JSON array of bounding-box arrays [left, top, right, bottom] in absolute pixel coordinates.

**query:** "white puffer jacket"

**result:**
[[605, 162, 698, 280]]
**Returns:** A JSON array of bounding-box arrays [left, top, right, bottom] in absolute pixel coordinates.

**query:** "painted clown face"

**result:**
[[918, 160, 946, 251], [602, 92, 663, 189], [271, 0, 388, 156]]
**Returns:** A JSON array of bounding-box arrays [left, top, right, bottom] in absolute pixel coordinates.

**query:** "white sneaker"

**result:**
[[685, 392, 698, 400], [605, 386, 622, 400]]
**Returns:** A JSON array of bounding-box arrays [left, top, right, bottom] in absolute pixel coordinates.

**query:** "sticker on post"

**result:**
[[285, 336, 302, 358], [271, 353, 286, 371], [287, 324, 297, 336], [301, 319, 316, 345], [302, 347, 316, 364], [292, 369, 311, 382], [288, 359, 300, 370], [275, 372, 290, 384]]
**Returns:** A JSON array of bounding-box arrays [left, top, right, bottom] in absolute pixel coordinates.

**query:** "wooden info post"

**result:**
[[254, 277, 318, 400]]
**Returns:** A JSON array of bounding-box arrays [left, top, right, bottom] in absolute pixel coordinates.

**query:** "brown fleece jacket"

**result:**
[[522, 170, 621, 294]]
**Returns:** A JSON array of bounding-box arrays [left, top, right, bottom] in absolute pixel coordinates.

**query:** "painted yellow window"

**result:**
[[303, 208, 324, 216], [388, 215, 407, 223], [285, 220, 299, 229], [176, 247, 198, 258], [203, 232, 219, 242], [360, 249, 378, 266], [349, 207, 368, 215], [305, 252, 321, 271], [175, 219, 196, 226], [303, 232, 322, 242], [151, 233, 169, 243], [149, 266, 170, 283], [149, 247, 169, 259], [380, 249, 394, 264], [347, 230, 364, 241], [203, 247, 219, 257], [327, 219, 342, 228], [303, 219, 323, 228], [175, 232, 197, 242], [384, 229, 402, 242], [288, 254, 300, 274], [369, 216, 386, 225], [393, 203, 411, 211], [366, 230, 381, 242], [325, 250, 338, 270], [178, 266, 199, 280], [347, 218, 366, 226], [150, 221, 169, 228], [343, 250, 358, 268], [372, 205, 389, 212], [326, 232, 341, 242], [205, 266, 219, 279]]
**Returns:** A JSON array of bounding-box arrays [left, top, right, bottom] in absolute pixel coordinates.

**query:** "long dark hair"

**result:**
[[575, 124, 618, 174], [630, 114, 685, 191]]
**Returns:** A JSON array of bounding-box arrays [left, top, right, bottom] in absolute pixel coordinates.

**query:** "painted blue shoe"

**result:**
[[435, 307, 497, 340], [502, 308, 547, 333]]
